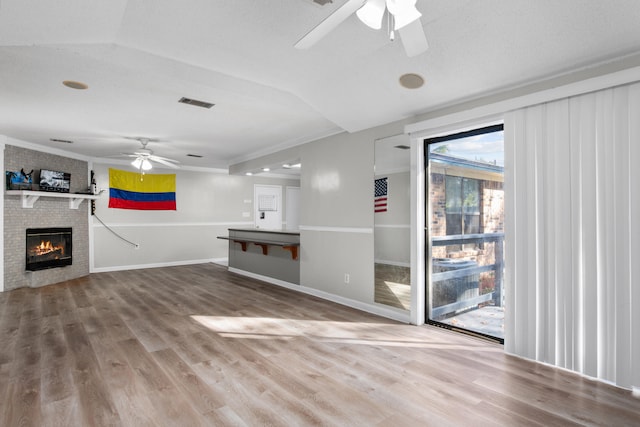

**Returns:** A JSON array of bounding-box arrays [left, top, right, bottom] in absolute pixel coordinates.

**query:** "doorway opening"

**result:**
[[425, 124, 505, 342]]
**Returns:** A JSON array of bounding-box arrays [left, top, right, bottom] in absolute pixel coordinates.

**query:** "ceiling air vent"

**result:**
[[50, 138, 74, 144], [186, 154, 203, 158], [395, 145, 410, 150], [178, 97, 215, 109]]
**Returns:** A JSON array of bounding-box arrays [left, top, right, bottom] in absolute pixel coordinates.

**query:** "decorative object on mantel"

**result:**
[[38, 169, 70, 193], [90, 170, 97, 216], [5, 169, 33, 190]]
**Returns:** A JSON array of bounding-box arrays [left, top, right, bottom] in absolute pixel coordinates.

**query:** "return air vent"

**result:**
[[178, 97, 215, 109]]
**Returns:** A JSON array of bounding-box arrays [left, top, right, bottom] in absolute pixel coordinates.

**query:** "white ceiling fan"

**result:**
[[119, 138, 180, 172], [296, 0, 428, 57]]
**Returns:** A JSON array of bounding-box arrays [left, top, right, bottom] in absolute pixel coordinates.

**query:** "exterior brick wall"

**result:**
[[481, 180, 504, 233], [429, 172, 447, 259], [430, 172, 504, 269], [4, 145, 90, 290]]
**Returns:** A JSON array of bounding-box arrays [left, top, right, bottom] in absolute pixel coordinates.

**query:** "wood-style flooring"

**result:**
[[1, 263, 639, 426]]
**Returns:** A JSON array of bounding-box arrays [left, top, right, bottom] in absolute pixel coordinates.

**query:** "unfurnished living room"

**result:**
[[1, 1, 640, 426]]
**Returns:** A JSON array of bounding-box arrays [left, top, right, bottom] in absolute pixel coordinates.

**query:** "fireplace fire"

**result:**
[[26, 228, 72, 271]]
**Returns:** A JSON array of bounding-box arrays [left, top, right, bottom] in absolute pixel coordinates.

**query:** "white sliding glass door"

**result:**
[[425, 124, 505, 342]]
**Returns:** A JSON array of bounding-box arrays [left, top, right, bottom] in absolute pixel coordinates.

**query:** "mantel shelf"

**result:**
[[5, 190, 100, 209]]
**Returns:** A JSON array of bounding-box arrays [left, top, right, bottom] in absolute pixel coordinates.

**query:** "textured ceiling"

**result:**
[[1, 0, 640, 169]]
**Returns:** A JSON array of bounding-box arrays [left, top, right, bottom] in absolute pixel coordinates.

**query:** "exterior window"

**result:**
[[445, 176, 480, 236]]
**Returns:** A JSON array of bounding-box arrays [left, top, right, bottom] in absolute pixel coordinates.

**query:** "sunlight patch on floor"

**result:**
[[190, 315, 502, 351]]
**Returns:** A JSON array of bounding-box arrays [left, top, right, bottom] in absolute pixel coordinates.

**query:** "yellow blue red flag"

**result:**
[[108, 168, 176, 210]]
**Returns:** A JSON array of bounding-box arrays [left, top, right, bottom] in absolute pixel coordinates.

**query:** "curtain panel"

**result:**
[[504, 83, 640, 389]]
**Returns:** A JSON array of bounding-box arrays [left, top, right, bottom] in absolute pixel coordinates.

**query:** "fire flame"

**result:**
[[31, 240, 64, 257]]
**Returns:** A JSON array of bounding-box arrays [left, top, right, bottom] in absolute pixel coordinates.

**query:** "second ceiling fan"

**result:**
[[296, 0, 428, 57], [120, 138, 180, 172]]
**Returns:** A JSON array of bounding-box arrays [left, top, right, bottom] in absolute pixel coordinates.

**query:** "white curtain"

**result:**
[[504, 83, 640, 389]]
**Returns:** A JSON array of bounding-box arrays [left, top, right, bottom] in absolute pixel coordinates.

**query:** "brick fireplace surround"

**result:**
[[4, 145, 90, 290]]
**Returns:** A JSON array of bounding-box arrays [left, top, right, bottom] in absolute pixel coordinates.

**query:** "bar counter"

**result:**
[[218, 228, 300, 285]]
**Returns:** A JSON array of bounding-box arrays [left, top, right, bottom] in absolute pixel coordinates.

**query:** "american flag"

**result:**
[[374, 177, 388, 213]]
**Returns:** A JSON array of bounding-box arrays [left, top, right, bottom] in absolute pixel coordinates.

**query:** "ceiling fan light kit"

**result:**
[[384, 0, 421, 30], [131, 157, 153, 171], [112, 137, 180, 173], [296, 0, 428, 57], [357, 0, 421, 31], [356, 0, 385, 30]]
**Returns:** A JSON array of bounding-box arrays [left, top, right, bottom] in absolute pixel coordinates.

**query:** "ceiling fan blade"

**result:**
[[295, 0, 366, 49], [102, 153, 137, 158], [150, 154, 179, 163], [150, 157, 180, 169], [398, 19, 428, 57]]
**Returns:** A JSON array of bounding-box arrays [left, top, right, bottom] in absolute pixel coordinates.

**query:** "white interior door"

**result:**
[[285, 186, 300, 230], [254, 184, 282, 230]]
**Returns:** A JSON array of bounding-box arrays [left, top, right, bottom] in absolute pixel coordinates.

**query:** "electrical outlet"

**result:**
[[344, 273, 350, 284]]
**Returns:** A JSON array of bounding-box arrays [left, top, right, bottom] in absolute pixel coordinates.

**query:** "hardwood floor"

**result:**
[[1, 263, 639, 426]]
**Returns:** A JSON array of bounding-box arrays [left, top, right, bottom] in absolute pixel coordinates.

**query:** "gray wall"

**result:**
[[4, 144, 90, 290], [91, 162, 298, 271], [298, 124, 405, 305]]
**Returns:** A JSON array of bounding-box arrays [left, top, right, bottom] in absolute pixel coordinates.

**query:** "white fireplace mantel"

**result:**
[[5, 190, 100, 209]]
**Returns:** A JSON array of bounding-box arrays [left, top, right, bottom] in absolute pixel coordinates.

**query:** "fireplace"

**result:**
[[26, 228, 72, 271]]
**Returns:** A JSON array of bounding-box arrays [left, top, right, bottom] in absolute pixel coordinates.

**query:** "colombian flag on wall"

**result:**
[[108, 168, 176, 210]]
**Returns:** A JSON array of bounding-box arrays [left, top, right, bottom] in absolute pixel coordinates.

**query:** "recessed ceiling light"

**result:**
[[50, 138, 73, 144], [282, 164, 291, 168], [291, 163, 301, 168], [245, 172, 253, 176], [399, 73, 424, 89], [262, 167, 270, 172], [62, 80, 88, 90]]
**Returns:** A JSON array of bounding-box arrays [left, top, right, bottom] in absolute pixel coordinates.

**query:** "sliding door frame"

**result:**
[[422, 123, 505, 343]]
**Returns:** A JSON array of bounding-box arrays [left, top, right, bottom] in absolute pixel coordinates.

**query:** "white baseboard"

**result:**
[[91, 258, 223, 273], [228, 267, 411, 324]]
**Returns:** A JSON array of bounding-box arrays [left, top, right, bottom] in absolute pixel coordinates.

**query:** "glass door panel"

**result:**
[[426, 125, 505, 342]]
